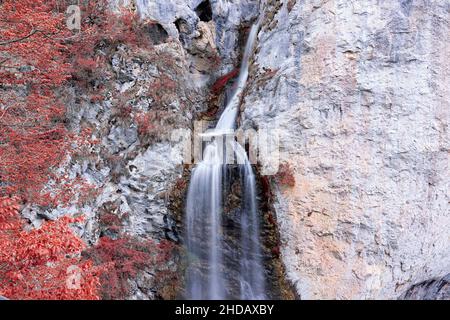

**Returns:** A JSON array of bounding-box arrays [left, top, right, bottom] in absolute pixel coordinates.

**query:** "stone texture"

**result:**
[[400, 273, 450, 300], [22, 0, 449, 300], [133, 0, 259, 67], [20, 0, 260, 300], [240, 0, 450, 299], [21, 25, 209, 299]]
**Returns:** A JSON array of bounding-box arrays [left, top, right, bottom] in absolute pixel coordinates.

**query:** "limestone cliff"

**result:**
[[240, 0, 450, 299], [24, 0, 449, 300], [22, 0, 260, 299]]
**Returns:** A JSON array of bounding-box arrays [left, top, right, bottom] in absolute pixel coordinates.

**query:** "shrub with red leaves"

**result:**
[[0, 1, 109, 300], [84, 236, 176, 300], [68, 1, 152, 83], [0, 0, 178, 301], [211, 69, 239, 94], [0, 0, 72, 202], [0, 197, 102, 300], [151, 74, 177, 106], [276, 163, 296, 187], [99, 212, 123, 236], [136, 112, 156, 137]]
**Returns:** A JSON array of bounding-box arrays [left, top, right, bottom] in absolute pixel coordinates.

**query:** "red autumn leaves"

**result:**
[[211, 68, 239, 94], [0, 1, 97, 297], [0, 1, 176, 300], [0, 0, 72, 202], [0, 197, 102, 299]]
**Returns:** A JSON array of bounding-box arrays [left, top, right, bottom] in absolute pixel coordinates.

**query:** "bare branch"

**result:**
[[0, 29, 39, 46]]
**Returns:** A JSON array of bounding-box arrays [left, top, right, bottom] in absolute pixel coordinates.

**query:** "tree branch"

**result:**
[[0, 29, 39, 46]]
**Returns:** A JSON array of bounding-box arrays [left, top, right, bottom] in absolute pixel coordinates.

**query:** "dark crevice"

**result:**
[[174, 18, 184, 34], [195, 0, 213, 22], [174, 18, 189, 45], [145, 23, 169, 45]]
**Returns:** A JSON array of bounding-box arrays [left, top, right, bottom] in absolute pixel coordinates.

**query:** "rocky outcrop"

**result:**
[[400, 274, 450, 300], [22, 22, 210, 300], [20, 0, 264, 300], [23, 0, 449, 300], [239, 0, 450, 299]]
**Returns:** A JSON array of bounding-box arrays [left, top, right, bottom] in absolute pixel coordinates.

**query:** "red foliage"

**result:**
[[99, 212, 122, 235], [99, 213, 122, 228], [75, 57, 99, 73], [0, 1, 177, 301], [154, 75, 177, 99], [271, 246, 280, 258], [174, 178, 187, 191], [0, 0, 72, 202], [0, 197, 101, 300], [117, 104, 133, 119], [0, 1, 71, 86], [267, 212, 276, 226], [211, 69, 239, 94], [260, 176, 273, 201], [0, 1, 104, 300], [84, 236, 176, 300], [68, 1, 150, 83], [0, 0, 102, 204], [89, 94, 104, 104], [136, 112, 156, 136], [276, 163, 296, 187]]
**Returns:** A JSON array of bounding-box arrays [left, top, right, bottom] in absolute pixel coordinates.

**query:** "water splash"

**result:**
[[185, 23, 266, 300]]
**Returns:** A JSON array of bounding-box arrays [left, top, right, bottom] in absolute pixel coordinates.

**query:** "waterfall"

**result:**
[[215, 24, 259, 132], [185, 23, 266, 300]]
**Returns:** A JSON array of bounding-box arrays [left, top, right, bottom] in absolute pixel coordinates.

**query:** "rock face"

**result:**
[[21, 0, 262, 300], [240, 0, 450, 299], [25, 0, 449, 300], [22, 14, 212, 299], [400, 273, 450, 300]]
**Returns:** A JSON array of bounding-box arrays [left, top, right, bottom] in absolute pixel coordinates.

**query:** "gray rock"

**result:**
[[239, 0, 450, 299], [133, 0, 259, 68], [117, 142, 184, 238], [107, 125, 139, 154], [18, 0, 449, 301], [400, 274, 450, 300]]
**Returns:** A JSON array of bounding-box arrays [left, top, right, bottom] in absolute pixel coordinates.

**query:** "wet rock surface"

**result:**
[[220, 166, 292, 299]]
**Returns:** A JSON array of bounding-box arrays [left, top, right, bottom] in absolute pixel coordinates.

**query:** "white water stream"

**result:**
[[185, 23, 266, 300]]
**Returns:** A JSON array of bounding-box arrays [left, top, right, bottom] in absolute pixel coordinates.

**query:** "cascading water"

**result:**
[[185, 23, 266, 300]]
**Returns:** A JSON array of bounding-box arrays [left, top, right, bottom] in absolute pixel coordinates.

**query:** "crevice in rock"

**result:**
[[174, 18, 190, 45], [145, 23, 169, 45], [400, 274, 450, 300], [195, 0, 213, 22], [255, 168, 298, 299]]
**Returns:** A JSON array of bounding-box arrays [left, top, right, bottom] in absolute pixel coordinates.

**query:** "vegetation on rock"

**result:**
[[0, 0, 179, 300], [0, 197, 102, 300]]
